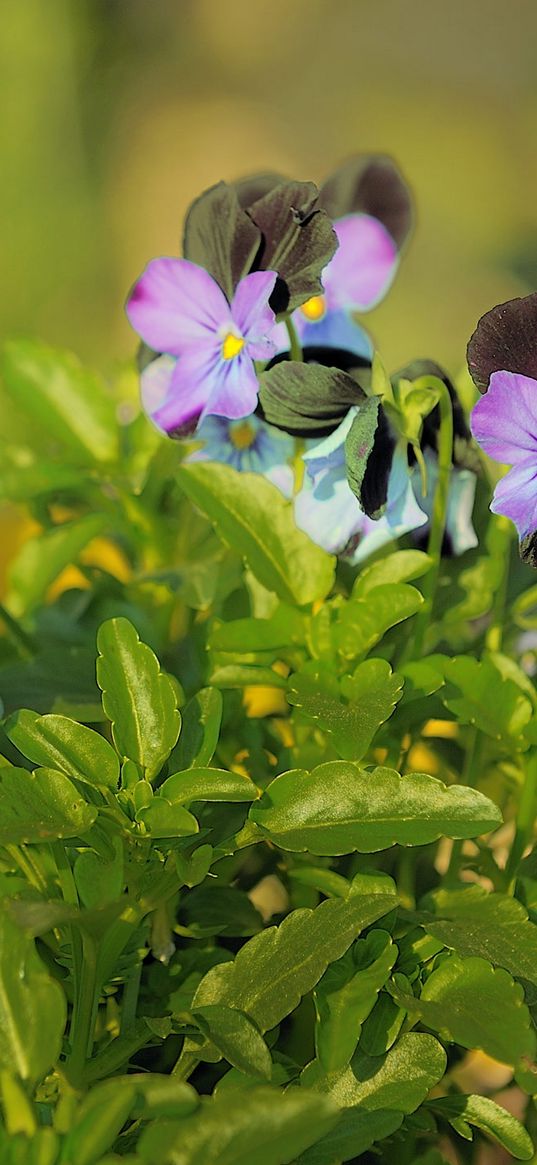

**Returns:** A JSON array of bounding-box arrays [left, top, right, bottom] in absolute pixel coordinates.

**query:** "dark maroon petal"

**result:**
[[233, 172, 286, 209], [467, 291, 537, 392], [319, 155, 413, 249], [183, 181, 261, 301]]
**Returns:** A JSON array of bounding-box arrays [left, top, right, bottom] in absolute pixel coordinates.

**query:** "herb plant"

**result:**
[[0, 155, 536, 1164]]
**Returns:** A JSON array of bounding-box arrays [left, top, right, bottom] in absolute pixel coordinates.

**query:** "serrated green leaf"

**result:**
[[190, 894, 396, 1033], [138, 1086, 339, 1165], [0, 766, 96, 844], [96, 617, 180, 781], [250, 762, 502, 855], [193, 1005, 272, 1080], [429, 1094, 533, 1160], [392, 954, 536, 1069], [7, 515, 107, 616], [335, 584, 423, 660], [176, 463, 335, 605], [439, 656, 533, 745], [314, 930, 397, 1073], [0, 909, 66, 1086], [288, 659, 403, 760], [297, 1032, 447, 1165], [5, 710, 120, 789], [353, 550, 433, 596], [167, 688, 222, 771], [421, 886, 537, 989], [160, 767, 258, 805], [74, 837, 124, 909]]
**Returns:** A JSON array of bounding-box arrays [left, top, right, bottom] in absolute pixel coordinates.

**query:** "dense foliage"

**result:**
[[0, 157, 536, 1164]]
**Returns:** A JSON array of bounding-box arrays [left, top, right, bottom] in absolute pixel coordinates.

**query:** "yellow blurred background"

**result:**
[[2, 0, 537, 583]]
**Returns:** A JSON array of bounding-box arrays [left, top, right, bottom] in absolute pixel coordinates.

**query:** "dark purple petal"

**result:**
[[126, 258, 231, 354], [204, 350, 260, 421], [490, 457, 537, 539], [319, 155, 413, 249], [151, 345, 221, 433], [324, 215, 398, 312], [467, 291, 537, 392], [231, 271, 277, 343], [470, 370, 537, 463]]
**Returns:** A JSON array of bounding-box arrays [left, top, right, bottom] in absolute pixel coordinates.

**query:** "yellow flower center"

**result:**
[[300, 294, 326, 322], [230, 420, 257, 450], [221, 332, 245, 360]]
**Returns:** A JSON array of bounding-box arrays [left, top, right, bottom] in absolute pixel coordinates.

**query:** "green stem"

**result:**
[[505, 748, 537, 888], [66, 931, 98, 1087], [484, 515, 512, 653], [0, 603, 35, 658], [171, 1050, 200, 1081], [120, 962, 143, 1037], [412, 382, 453, 657], [284, 315, 303, 362], [445, 727, 479, 886]]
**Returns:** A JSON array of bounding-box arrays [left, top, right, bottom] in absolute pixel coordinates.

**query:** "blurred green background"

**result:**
[[3, 0, 537, 370], [2, 0, 537, 574]]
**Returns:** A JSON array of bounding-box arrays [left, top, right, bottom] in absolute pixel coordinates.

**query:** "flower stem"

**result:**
[[484, 515, 512, 653], [505, 748, 537, 888], [285, 315, 303, 362], [412, 381, 453, 657]]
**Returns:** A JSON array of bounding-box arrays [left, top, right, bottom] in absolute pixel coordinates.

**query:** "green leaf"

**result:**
[[138, 1086, 339, 1165], [421, 886, 537, 989], [7, 515, 106, 615], [60, 1078, 138, 1165], [314, 930, 397, 1073], [259, 362, 363, 436], [178, 886, 263, 939], [0, 339, 118, 464], [335, 584, 423, 660], [353, 550, 433, 596], [344, 398, 382, 507], [438, 656, 533, 746], [160, 767, 258, 805], [0, 766, 96, 844], [392, 954, 536, 1069], [74, 837, 124, 909], [429, 1094, 533, 1160], [96, 617, 180, 781], [177, 463, 335, 604], [191, 893, 396, 1033], [167, 688, 222, 770], [297, 1032, 446, 1165], [247, 180, 338, 312], [250, 762, 502, 855], [211, 606, 307, 653], [136, 798, 199, 838], [288, 659, 403, 760], [0, 909, 66, 1085], [183, 182, 261, 301], [5, 710, 120, 789], [194, 1005, 272, 1080], [209, 664, 288, 690]]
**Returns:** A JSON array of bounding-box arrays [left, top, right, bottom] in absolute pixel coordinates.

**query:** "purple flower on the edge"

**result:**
[[126, 259, 278, 433], [272, 213, 398, 358], [471, 370, 537, 545]]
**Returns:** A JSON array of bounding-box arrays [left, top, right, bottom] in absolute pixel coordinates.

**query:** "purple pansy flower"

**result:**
[[141, 355, 295, 495], [126, 259, 278, 434], [272, 213, 398, 359], [471, 370, 537, 543]]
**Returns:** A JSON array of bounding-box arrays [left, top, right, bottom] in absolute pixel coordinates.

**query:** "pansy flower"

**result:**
[[142, 355, 295, 494], [468, 291, 537, 564], [126, 259, 277, 434]]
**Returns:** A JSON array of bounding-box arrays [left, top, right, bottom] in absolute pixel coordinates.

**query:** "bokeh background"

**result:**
[[2, 0, 537, 576]]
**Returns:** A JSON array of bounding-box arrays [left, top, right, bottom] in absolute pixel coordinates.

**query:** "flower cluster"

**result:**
[[127, 156, 478, 564]]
